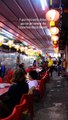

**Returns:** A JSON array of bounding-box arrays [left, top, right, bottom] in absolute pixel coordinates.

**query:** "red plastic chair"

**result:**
[[4, 75, 11, 83], [0, 77, 3, 83], [4, 69, 14, 83], [40, 69, 50, 83], [7, 70, 14, 75], [26, 67, 36, 73], [26, 68, 32, 73], [20, 94, 34, 120], [46, 69, 50, 82], [0, 100, 26, 120], [7, 70, 14, 78], [43, 72, 49, 83], [40, 71, 46, 78], [38, 72, 47, 84], [13, 99, 26, 120], [0, 107, 16, 120], [36, 76, 46, 98]]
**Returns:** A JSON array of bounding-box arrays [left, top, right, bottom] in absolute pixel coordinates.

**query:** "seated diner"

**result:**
[[0, 68, 29, 118], [27, 70, 38, 94]]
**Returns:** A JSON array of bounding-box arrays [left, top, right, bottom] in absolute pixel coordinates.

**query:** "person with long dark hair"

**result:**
[[0, 68, 29, 118]]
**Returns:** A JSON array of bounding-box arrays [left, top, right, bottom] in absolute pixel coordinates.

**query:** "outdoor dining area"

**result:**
[[0, 0, 68, 119]]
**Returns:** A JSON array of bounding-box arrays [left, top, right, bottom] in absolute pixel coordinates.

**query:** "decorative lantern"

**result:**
[[0, 36, 4, 46], [51, 35, 59, 42], [20, 46, 24, 52], [35, 50, 41, 56], [24, 46, 28, 52], [50, 27, 59, 35], [24, 47, 28, 54], [28, 48, 35, 56], [8, 40, 13, 48], [15, 45, 20, 51], [46, 9, 60, 21]]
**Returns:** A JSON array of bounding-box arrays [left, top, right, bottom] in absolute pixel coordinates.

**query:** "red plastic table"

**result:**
[[0, 83, 11, 96]]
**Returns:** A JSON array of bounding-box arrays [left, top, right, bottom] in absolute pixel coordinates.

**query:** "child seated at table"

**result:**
[[27, 70, 38, 94]]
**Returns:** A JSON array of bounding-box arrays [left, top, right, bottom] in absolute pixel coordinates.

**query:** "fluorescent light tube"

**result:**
[[40, 0, 47, 10]]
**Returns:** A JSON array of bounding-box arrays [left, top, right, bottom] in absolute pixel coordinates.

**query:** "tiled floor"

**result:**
[[34, 71, 68, 120]]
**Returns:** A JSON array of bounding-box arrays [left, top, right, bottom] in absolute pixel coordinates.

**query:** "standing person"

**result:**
[[33, 60, 37, 67], [16, 55, 20, 68], [0, 68, 29, 118], [39, 61, 48, 78], [48, 56, 53, 77], [62, 59, 67, 71], [1, 64, 6, 78], [57, 59, 62, 76], [62, 59, 67, 76], [0, 63, 1, 76]]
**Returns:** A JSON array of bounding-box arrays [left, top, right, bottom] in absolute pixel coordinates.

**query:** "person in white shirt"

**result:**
[[27, 70, 38, 94], [28, 79, 38, 89]]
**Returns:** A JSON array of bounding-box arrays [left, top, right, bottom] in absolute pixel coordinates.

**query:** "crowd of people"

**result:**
[[0, 56, 67, 118], [39, 56, 67, 77]]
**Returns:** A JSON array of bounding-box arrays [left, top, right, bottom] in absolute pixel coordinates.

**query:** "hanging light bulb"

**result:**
[[0, 36, 4, 46], [46, 9, 60, 21], [8, 40, 13, 48], [51, 35, 59, 42], [28, 48, 34, 56]]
